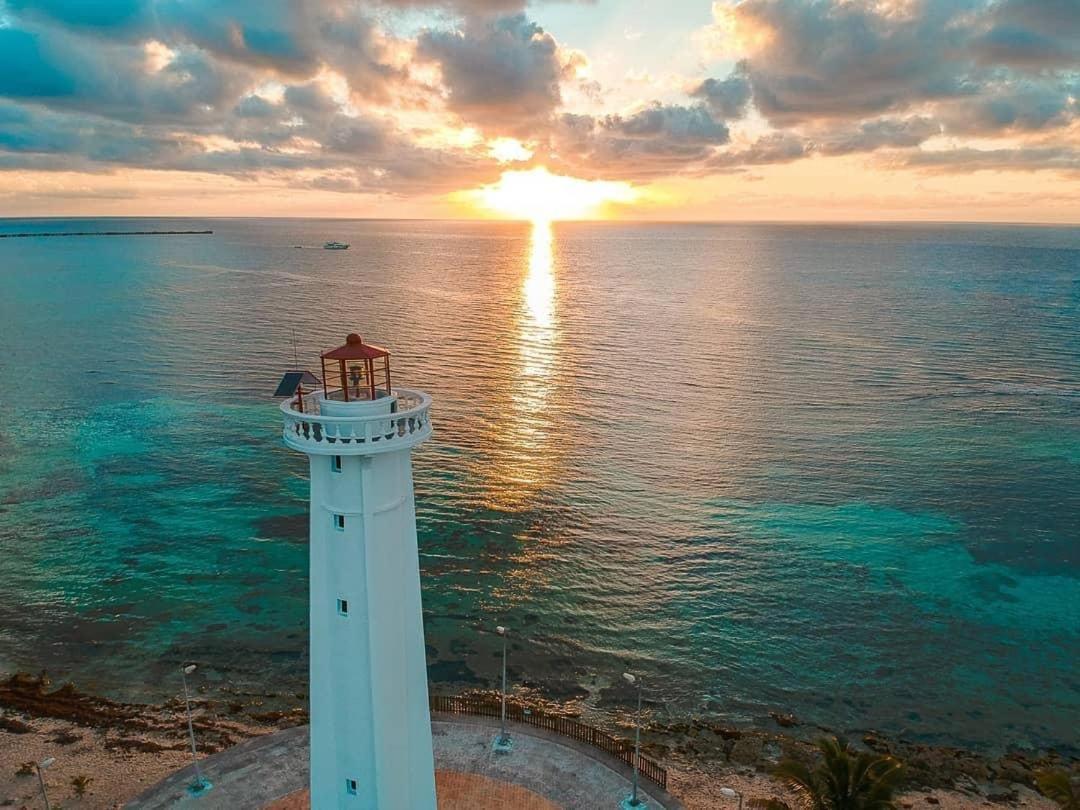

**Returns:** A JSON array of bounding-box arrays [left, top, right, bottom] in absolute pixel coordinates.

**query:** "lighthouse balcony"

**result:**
[[280, 388, 432, 455]]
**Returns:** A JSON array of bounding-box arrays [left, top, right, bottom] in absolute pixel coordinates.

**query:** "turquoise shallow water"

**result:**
[[0, 218, 1077, 753]]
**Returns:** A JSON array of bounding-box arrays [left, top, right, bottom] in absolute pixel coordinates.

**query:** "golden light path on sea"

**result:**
[[480, 218, 559, 517]]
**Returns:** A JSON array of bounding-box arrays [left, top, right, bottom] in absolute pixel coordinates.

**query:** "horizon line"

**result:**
[[1, 215, 1078, 227]]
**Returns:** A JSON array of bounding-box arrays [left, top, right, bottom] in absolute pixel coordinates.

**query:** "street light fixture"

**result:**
[[492, 625, 513, 753], [36, 757, 55, 810], [620, 672, 646, 809], [720, 787, 744, 810], [181, 663, 213, 796]]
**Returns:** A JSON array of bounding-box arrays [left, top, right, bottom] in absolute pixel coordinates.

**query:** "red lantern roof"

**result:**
[[321, 333, 390, 361]]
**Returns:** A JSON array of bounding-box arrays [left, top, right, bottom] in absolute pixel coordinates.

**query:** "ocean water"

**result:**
[[0, 218, 1077, 754]]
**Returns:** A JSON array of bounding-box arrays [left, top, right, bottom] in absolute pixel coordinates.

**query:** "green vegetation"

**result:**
[[16, 761, 36, 776], [774, 736, 904, 810], [71, 774, 93, 797], [1036, 770, 1079, 810]]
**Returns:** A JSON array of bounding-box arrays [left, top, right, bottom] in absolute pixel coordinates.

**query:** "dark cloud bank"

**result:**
[[0, 0, 1076, 196]]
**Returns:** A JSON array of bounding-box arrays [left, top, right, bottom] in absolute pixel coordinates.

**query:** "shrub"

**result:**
[[71, 775, 93, 797], [774, 736, 904, 810], [1036, 770, 1079, 810]]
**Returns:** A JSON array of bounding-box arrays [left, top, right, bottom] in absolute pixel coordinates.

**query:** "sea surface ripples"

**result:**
[[0, 218, 1077, 753]]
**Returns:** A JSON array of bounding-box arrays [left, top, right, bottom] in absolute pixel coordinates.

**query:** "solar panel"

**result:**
[[273, 371, 319, 397]]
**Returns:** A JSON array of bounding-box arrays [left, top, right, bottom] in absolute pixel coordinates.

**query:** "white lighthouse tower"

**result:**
[[278, 333, 436, 810]]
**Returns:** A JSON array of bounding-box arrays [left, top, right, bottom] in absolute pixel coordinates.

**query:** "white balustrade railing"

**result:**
[[280, 388, 432, 455]]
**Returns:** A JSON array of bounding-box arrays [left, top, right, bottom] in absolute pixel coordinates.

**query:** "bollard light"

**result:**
[[492, 625, 513, 753], [36, 757, 55, 810], [180, 663, 213, 796], [620, 673, 645, 809]]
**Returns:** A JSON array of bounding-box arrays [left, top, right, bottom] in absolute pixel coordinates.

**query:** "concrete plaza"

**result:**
[[127, 714, 684, 809]]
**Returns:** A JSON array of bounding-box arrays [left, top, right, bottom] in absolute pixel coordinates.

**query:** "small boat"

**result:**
[[324, 241, 350, 250]]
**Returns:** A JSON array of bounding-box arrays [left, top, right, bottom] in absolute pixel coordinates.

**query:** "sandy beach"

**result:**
[[0, 674, 1069, 810]]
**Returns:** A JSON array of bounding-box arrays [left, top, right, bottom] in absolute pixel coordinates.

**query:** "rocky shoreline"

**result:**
[[643, 714, 1075, 804], [0, 672, 1074, 809]]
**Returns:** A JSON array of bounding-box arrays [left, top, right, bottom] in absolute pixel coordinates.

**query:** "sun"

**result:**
[[460, 167, 638, 222]]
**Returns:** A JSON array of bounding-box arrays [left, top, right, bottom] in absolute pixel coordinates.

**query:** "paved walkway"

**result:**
[[266, 771, 560, 809], [127, 715, 684, 809]]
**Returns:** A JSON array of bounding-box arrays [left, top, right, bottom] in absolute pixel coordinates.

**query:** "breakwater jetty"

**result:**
[[0, 229, 212, 238]]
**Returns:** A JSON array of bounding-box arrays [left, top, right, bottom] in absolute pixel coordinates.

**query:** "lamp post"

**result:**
[[621, 672, 644, 809], [493, 625, 513, 753], [720, 787, 744, 810], [35, 757, 54, 810], [181, 664, 212, 796]]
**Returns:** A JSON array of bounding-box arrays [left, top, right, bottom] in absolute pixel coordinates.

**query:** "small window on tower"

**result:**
[[337, 598, 349, 616], [346, 778, 358, 795], [332, 455, 342, 473], [334, 514, 345, 531]]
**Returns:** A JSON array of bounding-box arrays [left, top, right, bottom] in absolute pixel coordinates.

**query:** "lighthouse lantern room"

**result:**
[[320, 333, 392, 404]]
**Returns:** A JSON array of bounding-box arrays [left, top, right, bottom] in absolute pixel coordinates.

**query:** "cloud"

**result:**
[[690, 73, 752, 119], [722, 0, 981, 124], [891, 145, 1080, 175], [546, 103, 731, 179], [970, 25, 1078, 68], [705, 0, 1075, 129], [817, 117, 942, 156], [0, 4, 489, 190], [283, 83, 341, 119], [0, 0, 1077, 206], [321, 116, 389, 155], [602, 103, 729, 144], [377, 0, 598, 15], [416, 15, 566, 134], [7, 0, 407, 97], [706, 132, 808, 169], [705, 117, 942, 169], [0, 97, 500, 194], [10, 1, 322, 72], [5, 0, 149, 34], [234, 94, 279, 119], [682, 0, 1080, 180], [972, 0, 1080, 68], [940, 83, 1078, 135], [0, 24, 251, 125], [0, 100, 188, 169], [0, 29, 77, 97], [8, 0, 586, 32]]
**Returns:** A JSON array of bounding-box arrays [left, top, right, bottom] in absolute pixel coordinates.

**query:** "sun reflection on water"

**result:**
[[516, 219, 556, 429], [524, 220, 555, 331], [482, 220, 560, 513]]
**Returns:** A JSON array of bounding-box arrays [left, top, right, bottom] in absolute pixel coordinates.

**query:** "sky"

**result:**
[[0, 0, 1078, 222]]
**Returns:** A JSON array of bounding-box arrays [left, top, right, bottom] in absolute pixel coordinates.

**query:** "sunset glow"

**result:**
[[464, 168, 638, 222], [0, 1, 1075, 221]]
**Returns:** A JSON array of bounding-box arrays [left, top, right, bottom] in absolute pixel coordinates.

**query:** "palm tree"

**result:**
[[774, 736, 904, 810], [1035, 770, 1079, 810]]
